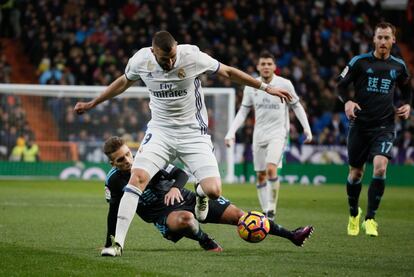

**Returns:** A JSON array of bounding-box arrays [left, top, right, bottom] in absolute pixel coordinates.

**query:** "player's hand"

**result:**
[[344, 101, 361, 120], [396, 104, 411, 120], [303, 129, 313, 144], [224, 137, 234, 147], [164, 187, 183, 206], [265, 86, 292, 103], [74, 101, 95, 115]]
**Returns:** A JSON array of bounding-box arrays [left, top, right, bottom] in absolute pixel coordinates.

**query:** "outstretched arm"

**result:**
[[74, 75, 136, 114], [290, 101, 312, 143], [224, 105, 250, 147], [216, 63, 292, 102]]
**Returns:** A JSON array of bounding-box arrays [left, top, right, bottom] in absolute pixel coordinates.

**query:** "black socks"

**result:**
[[366, 177, 385, 220], [268, 220, 293, 239], [347, 179, 362, 217]]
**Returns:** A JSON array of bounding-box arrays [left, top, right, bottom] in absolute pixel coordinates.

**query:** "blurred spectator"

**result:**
[[0, 0, 21, 38], [39, 63, 63, 84], [9, 136, 25, 161], [326, 113, 347, 145], [0, 53, 11, 83], [0, 48, 34, 159], [398, 130, 414, 149], [22, 135, 39, 162]]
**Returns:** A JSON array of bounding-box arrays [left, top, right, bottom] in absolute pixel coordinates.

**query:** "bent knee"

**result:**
[[374, 167, 387, 177], [373, 156, 388, 177], [177, 211, 196, 228], [130, 169, 150, 188], [257, 171, 267, 183], [208, 185, 222, 199], [200, 177, 222, 199], [266, 164, 277, 178], [349, 167, 364, 181]]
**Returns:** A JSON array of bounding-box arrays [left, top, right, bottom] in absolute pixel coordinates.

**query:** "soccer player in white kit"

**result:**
[[225, 51, 312, 220], [74, 31, 292, 255]]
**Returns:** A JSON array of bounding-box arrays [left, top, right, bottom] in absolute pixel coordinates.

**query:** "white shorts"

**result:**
[[253, 138, 286, 172], [133, 127, 220, 181]]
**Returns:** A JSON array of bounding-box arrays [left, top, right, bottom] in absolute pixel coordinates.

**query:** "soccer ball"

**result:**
[[237, 211, 270, 243]]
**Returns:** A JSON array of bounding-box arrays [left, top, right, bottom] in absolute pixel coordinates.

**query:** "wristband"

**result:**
[[259, 82, 268, 91]]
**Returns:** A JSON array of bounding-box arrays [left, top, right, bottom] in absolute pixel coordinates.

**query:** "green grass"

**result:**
[[1, 180, 414, 276]]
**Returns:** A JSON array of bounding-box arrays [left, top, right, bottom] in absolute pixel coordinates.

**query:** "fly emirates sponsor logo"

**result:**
[[149, 83, 188, 98]]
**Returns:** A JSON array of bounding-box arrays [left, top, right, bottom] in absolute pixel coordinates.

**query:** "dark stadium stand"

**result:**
[[1, 0, 413, 163]]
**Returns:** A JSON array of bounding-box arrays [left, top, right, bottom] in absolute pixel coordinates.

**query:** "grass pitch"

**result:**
[[1, 180, 413, 276]]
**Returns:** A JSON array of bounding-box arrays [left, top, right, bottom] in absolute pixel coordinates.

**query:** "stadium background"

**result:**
[[1, 0, 413, 184], [1, 1, 414, 276]]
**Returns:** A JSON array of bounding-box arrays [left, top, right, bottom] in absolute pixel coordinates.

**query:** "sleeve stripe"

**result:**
[[390, 56, 408, 72], [105, 167, 118, 185], [124, 73, 135, 81], [349, 52, 372, 66], [211, 63, 220, 74]]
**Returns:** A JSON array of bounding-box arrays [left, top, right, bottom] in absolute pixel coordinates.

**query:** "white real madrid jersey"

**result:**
[[125, 44, 220, 134], [241, 75, 299, 144]]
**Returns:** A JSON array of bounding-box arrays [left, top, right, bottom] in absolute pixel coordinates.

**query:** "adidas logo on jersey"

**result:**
[[366, 68, 374, 74]]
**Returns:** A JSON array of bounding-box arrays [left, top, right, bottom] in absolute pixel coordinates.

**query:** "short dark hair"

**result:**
[[152, 31, 176, 52], [374, 22, 396, 36], [259, 50, 275, 61], [103, 136, 125, 159]]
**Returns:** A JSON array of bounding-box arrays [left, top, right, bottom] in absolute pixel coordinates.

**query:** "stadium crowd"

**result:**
[[0, 0, 413, 162], [0, 44, 35, 160]]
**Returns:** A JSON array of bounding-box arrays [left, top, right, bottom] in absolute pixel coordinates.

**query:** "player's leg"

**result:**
[[268, 221, 314, 247], [215, 202, 313, 247], [195, 175, 221, 222], [346, 126, 368, 236], [264, 138, 285, 220], [348, 166, 364, 215], [166, 211, 222, 252], [265, 163, 278, 220], [114, 167, 150, 250], [217, 203, 244, 225], [346, 166, 364, 236], [256, 170, 268, 214], [366, 155, 388, 220], [114, 130, 172, 253], [363, 131, 394, 237], [178, 134, 221, 221], [252, 143, 268, 214]]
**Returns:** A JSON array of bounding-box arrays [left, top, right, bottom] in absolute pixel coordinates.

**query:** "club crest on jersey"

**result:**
[[147, 61, 155, 71], [340, 66, 349, 78], [178, 68, 186, 79]]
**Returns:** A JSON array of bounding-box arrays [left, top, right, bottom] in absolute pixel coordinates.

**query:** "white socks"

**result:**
[[256, 182, 268, 212], [115, 184, 142, 248], [267, 177, 280, 214], [196, 184, 206, 197]]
